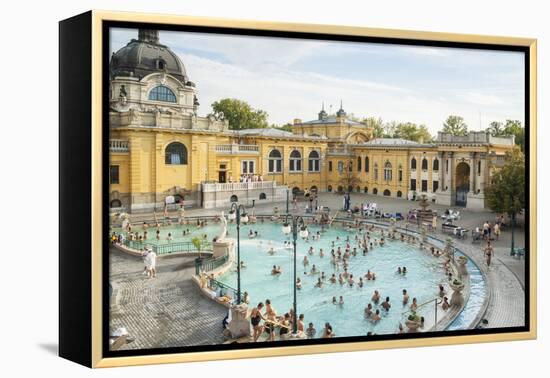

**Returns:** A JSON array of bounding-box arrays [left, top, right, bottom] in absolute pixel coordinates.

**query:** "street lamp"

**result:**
[[286, 188, 290, 213], [281, 213, 308, 335], [229, 202, 248, 304]]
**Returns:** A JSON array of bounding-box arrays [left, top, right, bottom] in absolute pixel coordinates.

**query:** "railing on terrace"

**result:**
[[215, 144, 259, 154], [196, 253, 229, 274], [110, 139, 129, 152], [202, 181, 276, 192], [122, 239, 212, 256], [203, 276, 242, 303], [326, 147, 353, 156]]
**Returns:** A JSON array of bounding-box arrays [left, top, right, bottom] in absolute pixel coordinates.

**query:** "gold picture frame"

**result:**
[[59, 10, 537, 368]]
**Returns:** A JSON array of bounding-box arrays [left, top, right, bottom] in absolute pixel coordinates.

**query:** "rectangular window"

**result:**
[[110, 165, 120, 184], [308, 159, 319, 172], [268, 159, 282, 173], [433, 180, 439, 193], [410, 179, 416, 191], [398, 170, 403, 182], [421, 180, 428, 192], [329, 161, 333, 172], [338, 161, 344, 174]]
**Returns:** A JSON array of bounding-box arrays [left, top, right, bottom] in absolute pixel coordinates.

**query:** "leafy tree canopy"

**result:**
[[211, 98, 269, 130], [484, 149, 525, 217], [442, 115, 468, 136]]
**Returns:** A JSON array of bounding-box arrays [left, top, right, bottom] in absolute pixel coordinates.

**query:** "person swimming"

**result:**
[[271, 265, 281, 275], [402, 289, 410, 305], [364, 303, 373, 317], [381, 297, 391, 311], [372, 290, 381, 304]]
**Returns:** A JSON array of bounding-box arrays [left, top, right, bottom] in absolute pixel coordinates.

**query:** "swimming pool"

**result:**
[[114, 219, 486, 336], [217, 221, 455, 337]]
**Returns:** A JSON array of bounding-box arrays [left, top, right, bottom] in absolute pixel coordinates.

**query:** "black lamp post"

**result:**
[[286, 188, 290, 213], [228, 202, 248, 304], [281, 214, 308, 335]]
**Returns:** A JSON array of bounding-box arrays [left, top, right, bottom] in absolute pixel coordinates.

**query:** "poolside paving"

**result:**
[[110, 192, 526, 347], [109, 248, 227, 350]]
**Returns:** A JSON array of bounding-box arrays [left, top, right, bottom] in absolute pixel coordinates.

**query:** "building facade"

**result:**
[[108, 29, 514, 213]]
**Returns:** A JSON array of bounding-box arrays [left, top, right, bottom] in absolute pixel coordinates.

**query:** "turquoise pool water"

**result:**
[[217, 222, 451, 337]]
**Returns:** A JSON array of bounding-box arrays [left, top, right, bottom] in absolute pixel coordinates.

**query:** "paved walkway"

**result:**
[[452, 242, 525, 328], [109, 248, 227, 350]]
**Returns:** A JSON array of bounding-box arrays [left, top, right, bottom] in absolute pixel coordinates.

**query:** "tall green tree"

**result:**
[[486, 121, 505, 136], [211, 98, 269, 130], [362, 117, 386, 138], [503, 119, 525, 152], [442, 115, 468, 136], [393, 122, 433, 142], [484, 150, 525, 255]]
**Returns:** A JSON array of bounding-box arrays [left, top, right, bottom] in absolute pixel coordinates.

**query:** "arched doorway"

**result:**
[[230, 195, 238, 203], [373, 188, 378, 195], [397, 190, 402, 198], [383, 189, 391, 196], [455, 162, 470, 207]]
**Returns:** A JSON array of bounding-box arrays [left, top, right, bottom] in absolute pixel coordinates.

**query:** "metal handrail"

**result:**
[[121, 238, 212, 256]]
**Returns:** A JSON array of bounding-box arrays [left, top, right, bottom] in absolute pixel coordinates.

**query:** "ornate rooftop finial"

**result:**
[[336, 99, 346, 118], [318, 101, 328, 120], [138, 29, 160, 44]]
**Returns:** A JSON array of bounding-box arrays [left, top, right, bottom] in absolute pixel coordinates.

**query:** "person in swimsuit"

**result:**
[[402, 289, 410, 305], [250, 302, 265, 342], [279, 313, 291, 338], [264, 299, 278, 342]]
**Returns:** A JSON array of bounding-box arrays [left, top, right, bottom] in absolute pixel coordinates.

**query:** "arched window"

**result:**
[[384, 161, 392, 181], [289, 150, 302, 172], [383, 189, 391, 196], [421, 157, 428, 171], [110, 199, 122, 208], [268, 149, 282, 173], [373, 188, 378, 195], [165, 142, 188, 165], [292, 187, 301, 194], [433, 158, 439, 171], [411, 157, 417, 170], [308, 150, 320, 172], [365, 156, 369, 172], [349, 161, 353, 172], [356, 186, 361, 193], [148, 85, 176, 102], [259, 193, 267, 200], [397, 190, 402, 198], [374, 163, 379, 180], [364, 187, 368, 193], [230, 195, 238, 203], [327, 185, 333, 192], [357, 156, 362, 172]]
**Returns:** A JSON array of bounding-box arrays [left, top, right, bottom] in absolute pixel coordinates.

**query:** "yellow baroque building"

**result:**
[[109, 29, 514, 213]]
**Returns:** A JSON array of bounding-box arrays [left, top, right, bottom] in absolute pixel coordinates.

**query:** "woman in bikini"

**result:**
[[250, 302, 265, 342]]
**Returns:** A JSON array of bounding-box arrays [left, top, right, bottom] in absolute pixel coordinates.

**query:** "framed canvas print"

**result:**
[[59, 10, 537, 368]]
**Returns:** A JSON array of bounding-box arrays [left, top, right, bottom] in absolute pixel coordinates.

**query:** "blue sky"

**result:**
[[110, 28, 525, 134]]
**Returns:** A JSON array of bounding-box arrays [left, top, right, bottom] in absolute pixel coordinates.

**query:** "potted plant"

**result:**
[[192, 236, 203, 259], [405, 311, 422, 332]]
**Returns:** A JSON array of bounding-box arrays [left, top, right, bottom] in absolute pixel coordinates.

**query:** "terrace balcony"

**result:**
[[110, 139, 129, 152], [215, 144, 259, 154]]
